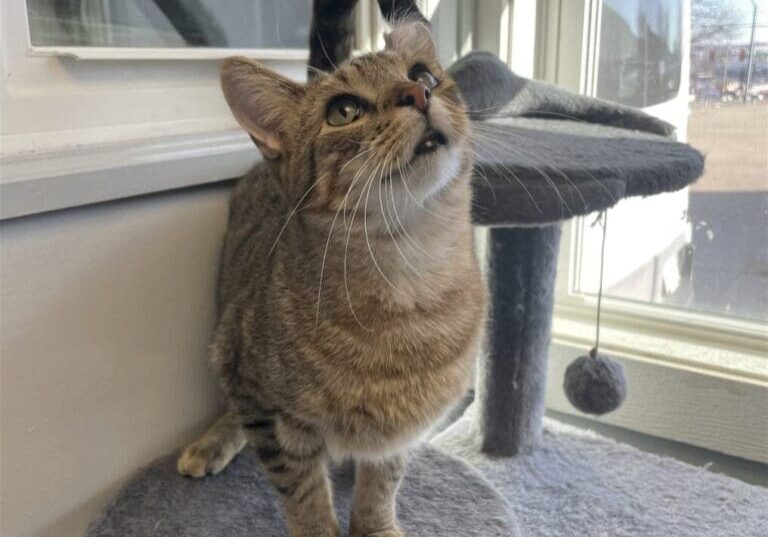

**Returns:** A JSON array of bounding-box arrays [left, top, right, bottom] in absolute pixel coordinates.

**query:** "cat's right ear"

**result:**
[[220, 57, 304, 160]]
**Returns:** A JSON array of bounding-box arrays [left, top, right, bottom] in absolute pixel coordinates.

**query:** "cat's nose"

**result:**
[[397, 83, 431, 112]]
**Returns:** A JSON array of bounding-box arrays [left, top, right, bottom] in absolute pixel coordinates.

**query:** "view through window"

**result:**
[[574, 0, 767, 323], [26, 0, 311, 49]]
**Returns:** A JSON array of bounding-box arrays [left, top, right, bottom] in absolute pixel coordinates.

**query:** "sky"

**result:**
[[603, 0, 766, 44], [728, 1, 767, 43]]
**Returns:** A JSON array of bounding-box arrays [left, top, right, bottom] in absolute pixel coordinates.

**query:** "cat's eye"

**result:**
[[327, 97, 362, 126], [409, 64, 439, 90]]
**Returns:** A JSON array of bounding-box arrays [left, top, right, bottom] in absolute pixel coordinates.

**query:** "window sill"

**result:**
[[0, 129, 256, 221], [549, 305, 768, 464], [28, 46, 310, 62], [554, 298, 767, 380]]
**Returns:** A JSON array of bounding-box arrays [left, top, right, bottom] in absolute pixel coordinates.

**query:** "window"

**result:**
[[27, 0, 311, 49], [546, 0, 767, 463], [597, 0, 683, 107], [3, 0, 316, 161], [572, 0, 768, 324]]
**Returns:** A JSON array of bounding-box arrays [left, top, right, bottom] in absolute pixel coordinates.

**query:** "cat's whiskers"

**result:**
[[306, 64, 328, 77], [314, 156, 373, 332], [389, 158, 443, 263], [267, 145, 380, 264], [452, 100, 594, 123], [315, 27, 338, 72], [441, 99, 592, 211], [472, 125, 568, 194], [342, 159, 386, 331], [342, 149, 379, 229], [363, 160, 410, 299], [267, 146, 377, 271], [398, 159, 456, 224], [340, 156, 383, 331], [480, 125, 616, 204], [467, 126, 546, 212], [470, 121, 615, 207], [471, 138, 546, 213], [483, 127, 588, 209], [266, 175, 326, 259], [378, 161, 422, 277], [339, 145, 375, 175], [344, 138, 372, 146], [472, 160, 499, 205]]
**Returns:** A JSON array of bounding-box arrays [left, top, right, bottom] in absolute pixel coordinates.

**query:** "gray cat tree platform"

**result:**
[[87, 445, 517, 537], [433, 415, 768, 537]]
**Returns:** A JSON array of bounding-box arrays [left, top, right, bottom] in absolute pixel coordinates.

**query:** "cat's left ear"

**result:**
[[221, 56, 304, 159], [384, 21, 436, 61]]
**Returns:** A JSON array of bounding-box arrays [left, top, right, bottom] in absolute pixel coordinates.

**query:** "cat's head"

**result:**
[[220, 22, 470, 219]]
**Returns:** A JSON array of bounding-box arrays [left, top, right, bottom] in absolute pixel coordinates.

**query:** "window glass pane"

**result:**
[[27, 0, 312, 49], [683, 99, 767, 321], [575, 0, 768, 324], [597, 0, 683, 107]]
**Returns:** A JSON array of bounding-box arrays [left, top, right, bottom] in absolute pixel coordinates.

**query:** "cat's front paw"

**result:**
[[177, 440, 233, 478]]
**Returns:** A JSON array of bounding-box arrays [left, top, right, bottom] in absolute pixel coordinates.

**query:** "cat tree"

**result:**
[[447, 51, 702, 455], [87, 2, 709, 536]]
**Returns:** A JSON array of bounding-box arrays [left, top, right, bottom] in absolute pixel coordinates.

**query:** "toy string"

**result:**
[[592, 210, 608, 358]]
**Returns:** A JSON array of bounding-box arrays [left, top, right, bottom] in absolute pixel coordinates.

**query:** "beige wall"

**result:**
[[1, 185, 232, 537]]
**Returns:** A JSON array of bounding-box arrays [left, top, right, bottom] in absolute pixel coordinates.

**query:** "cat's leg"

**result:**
[[349, 454, 408, 537], [247, 414, 340, 537], [177, 411, 247, 477]]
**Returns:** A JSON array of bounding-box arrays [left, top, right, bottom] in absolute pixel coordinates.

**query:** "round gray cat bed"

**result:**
[[87, 445, 518, 537]]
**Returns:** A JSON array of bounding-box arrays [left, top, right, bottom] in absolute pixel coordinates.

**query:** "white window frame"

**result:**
[[539, 0, 768, 463]]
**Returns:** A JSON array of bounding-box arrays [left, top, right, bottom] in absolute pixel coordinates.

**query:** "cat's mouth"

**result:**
[[413, 128, 448, 157]]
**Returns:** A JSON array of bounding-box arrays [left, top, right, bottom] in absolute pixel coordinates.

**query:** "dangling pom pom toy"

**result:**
[[563, 210, 627, 415], [564, 347, 626, 415]]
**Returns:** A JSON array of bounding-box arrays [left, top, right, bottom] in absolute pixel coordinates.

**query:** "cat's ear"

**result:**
[[384, 21, 436, 60], [221, 57, 304, 160]]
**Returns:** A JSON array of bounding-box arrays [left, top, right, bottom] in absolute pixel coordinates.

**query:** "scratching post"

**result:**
[[481, 226, 560, 455]]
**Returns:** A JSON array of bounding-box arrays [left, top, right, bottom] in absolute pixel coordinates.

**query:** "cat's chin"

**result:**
[[406, 144, 464, 201]]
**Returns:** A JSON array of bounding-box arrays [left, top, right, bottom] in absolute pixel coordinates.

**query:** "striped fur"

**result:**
[[178, 21, 485, 537]]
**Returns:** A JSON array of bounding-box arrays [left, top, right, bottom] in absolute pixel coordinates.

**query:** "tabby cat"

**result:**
[[177, 21, 486, 537]]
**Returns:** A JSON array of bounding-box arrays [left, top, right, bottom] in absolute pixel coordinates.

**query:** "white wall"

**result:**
[[1, 185, 232, 537]]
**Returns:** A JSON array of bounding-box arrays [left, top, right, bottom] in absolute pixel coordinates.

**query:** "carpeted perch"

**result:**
[[87, 446, 517, 537], [433, 415, 768, 537]]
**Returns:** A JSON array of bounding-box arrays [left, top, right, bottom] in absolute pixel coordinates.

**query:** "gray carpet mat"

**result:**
[[433, 415, 768, 537], [86, 444, 518, 537]]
